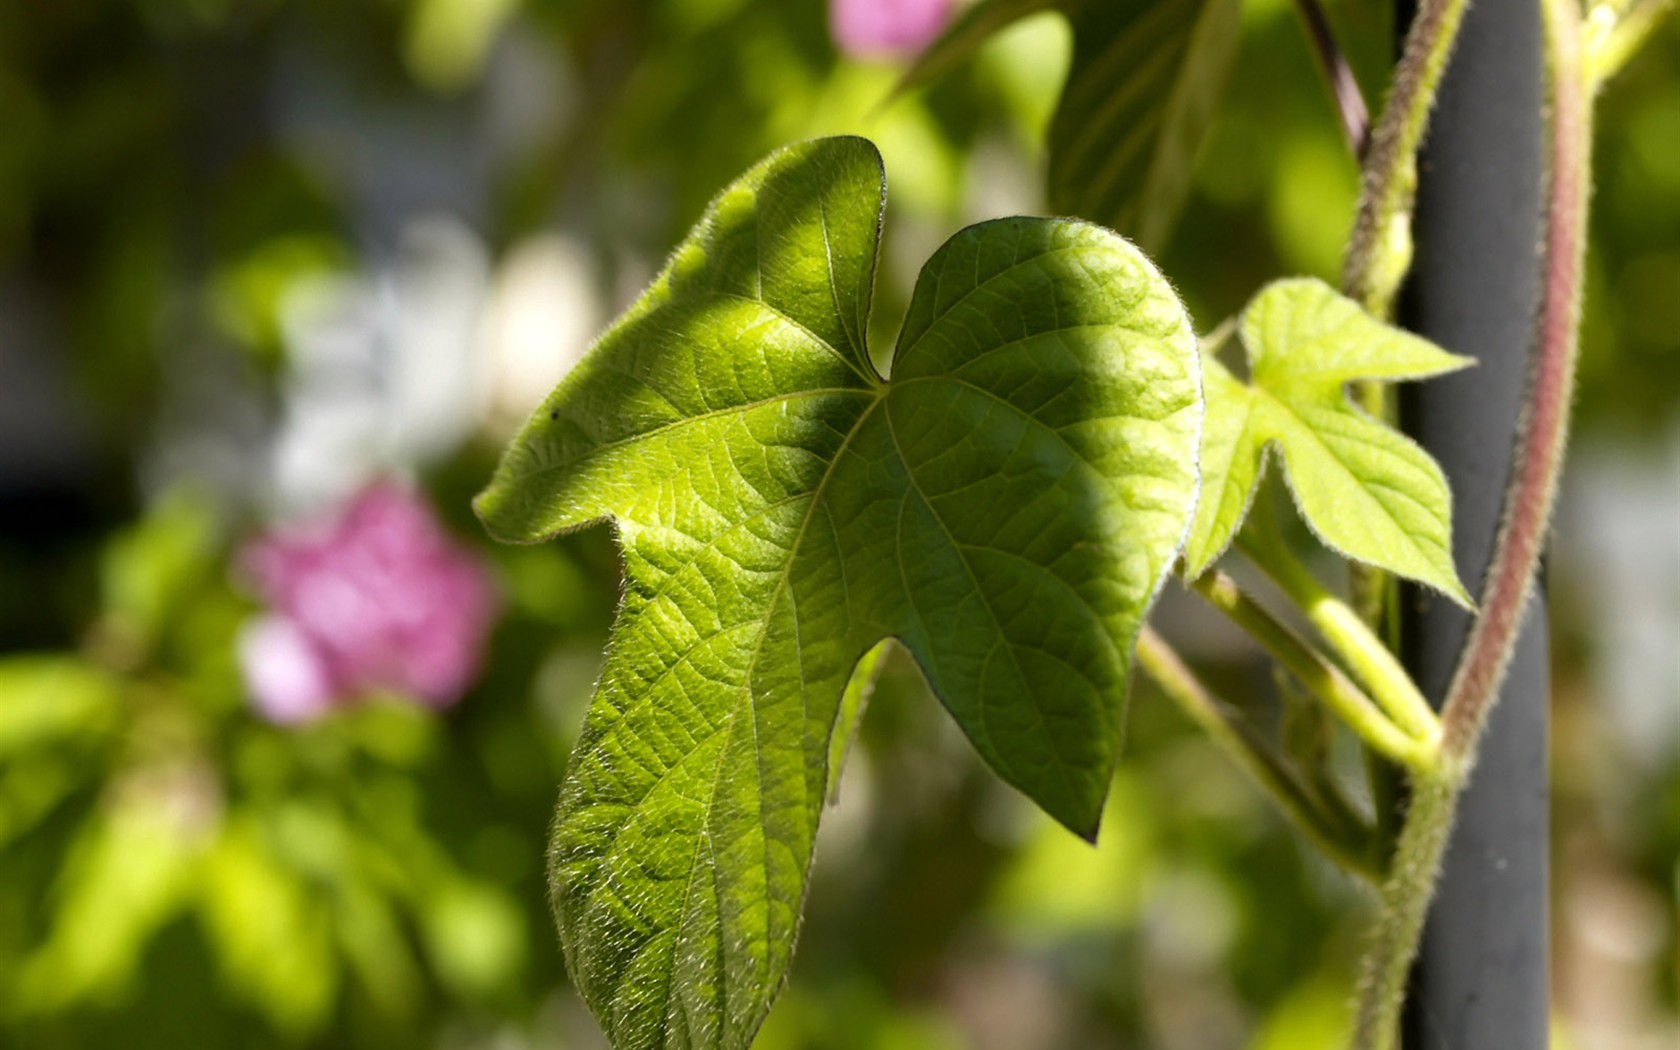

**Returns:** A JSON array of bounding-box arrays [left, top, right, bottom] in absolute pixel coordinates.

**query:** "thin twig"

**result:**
[[1292, 0, 1372, 156]]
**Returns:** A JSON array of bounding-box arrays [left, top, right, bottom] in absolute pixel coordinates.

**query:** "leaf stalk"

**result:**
[[1189, 571, 1437, 772], [1586, 0, 1675, 83], [1136, 627, 1382, 880], [1235, 530, 1441, 745]]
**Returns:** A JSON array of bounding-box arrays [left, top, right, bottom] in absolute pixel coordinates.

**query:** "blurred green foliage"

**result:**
[[0, 0, 1676, 1047]]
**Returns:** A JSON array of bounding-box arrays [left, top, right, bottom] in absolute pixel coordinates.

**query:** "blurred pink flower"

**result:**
[[238, 482, 497, 723], [830, 0, 953, 57]]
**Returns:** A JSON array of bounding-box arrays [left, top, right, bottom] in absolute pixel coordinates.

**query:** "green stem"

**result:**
[[1342, 0, 1473, 318], [1349, 0, 1592, 1044], [1190, 572, 1437, 771], [1236, 531, 1440, 745], [1340, 0, 1471, 529], [1136, 627, 1382, 880], [1349, 770, 1458, 1048]]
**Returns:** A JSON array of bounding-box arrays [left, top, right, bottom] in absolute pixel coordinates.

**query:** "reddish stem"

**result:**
[[1438, 0, 1588, 764], [1350, 4, 1590, 1042]]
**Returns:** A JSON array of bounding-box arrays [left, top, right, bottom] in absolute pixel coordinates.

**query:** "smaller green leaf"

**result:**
[[1185, 278, 1474, 605]]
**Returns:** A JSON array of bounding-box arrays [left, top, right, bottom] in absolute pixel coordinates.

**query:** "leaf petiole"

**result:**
[[1585, 0, 1676, 85], [1188, 571, 1437, 773], [1234, 506, 1440, 748], [1136, 627, 1383, 880]]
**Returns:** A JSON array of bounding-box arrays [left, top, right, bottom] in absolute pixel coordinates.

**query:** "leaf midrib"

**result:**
[[507, 387, 876, 489], [644, 386, 885, 1042], [1252, 387, 1451, 570], [882, 393, 1090, 820]]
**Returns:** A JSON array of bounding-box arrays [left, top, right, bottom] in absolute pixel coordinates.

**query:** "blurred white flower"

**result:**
[[273, 215, 490, 513], [477, 233, 601, 434]]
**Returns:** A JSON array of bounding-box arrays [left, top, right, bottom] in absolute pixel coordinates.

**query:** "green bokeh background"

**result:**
[[0, 1, 1675, 1047]]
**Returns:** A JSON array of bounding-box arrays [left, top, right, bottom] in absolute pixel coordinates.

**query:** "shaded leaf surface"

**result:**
[[476, 137, 1202, 1050], [899, 0, 1242, 250], [1185, 278, 1474, 604]]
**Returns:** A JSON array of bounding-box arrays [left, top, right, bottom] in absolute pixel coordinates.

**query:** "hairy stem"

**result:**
[[1136, 627, 1382, 879], [1340, 0, 1472, 548], [1292, 0, 1372, 155], [1438, 0, 1588, 768], [1190, 572, 1437, 771], [1349, 0, 1591, 1044], [1350, 770, 1457, 1047], [1342, 0, 1473, 317]]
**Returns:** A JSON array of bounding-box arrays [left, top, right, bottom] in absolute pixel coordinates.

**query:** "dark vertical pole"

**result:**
[[1395, 0, 1549, 1046]]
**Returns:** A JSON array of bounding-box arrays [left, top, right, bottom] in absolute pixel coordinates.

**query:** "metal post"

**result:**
[[1394, 0, 1549, 1045]]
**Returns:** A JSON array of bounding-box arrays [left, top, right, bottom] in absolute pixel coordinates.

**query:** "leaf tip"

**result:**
[[1441, 577, 1477, 612], [469, 486, 497, 534], [1065, 811, 1102, 846], [1181, 546, 1216, 583], [470, 482, 515, 543], [1044, 786, 1107, 845]]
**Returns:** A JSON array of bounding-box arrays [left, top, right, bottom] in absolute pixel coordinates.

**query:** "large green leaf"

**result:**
[[1184, 277, 1474, 604], [476, 137, 1202, 1050], [898, 0, 1243, 251]]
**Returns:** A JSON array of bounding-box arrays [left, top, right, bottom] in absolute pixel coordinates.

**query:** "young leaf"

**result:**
[[1184, 277, 1474, 605], [898, 0, 1243, 251], [476, 136, 1202, 1050]]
